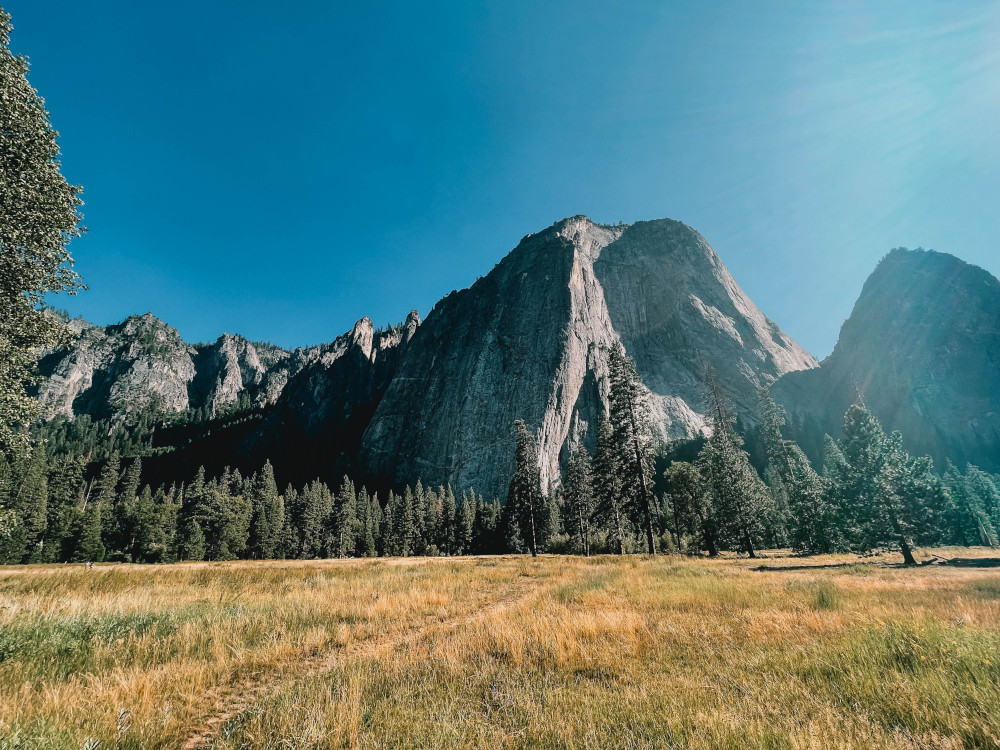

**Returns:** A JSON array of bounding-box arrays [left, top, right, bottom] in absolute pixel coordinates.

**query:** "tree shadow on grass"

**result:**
[[752, 556, 1000, 572], [936, 557, 1000, 568]]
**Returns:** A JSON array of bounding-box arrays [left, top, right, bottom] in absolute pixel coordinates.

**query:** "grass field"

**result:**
[[0, 549, 998, 750]]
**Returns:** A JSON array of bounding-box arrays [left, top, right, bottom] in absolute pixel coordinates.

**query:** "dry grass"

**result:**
[[1, 549, 999, 749]]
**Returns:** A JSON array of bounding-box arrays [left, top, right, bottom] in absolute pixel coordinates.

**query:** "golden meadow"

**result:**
[[0, 550, 998, 749]]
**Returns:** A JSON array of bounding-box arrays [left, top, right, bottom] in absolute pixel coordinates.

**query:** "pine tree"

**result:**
[[662, 461, 714, 554], [419, 480, 438, 556], [108, 458, 141, 559], [396, 486, 415, 557], [455, 491, 475, 555], [0, 444, 48, 563], [965, 465, 1000, 544], [697, 370, 771, 558], [757, 388, 836, 554], [93, 453, 121, 546], [607, 347, 658, 554], [439, 485, 455, 555], [247, 461, 281, 559], [43, 454, 84, 562], [380, 492, 396, 556], [177, 517, 205, 561], [830, 404, 929, 565], [473, 494, 500, 554], [331, 476, 357, 558], [562, 444, 594, 555], [73, 495, 105, 563], [592, 413, 626, 554], [507, 420, 544, 556]]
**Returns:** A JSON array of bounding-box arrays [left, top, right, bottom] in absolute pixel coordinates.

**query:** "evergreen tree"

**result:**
[[419, 480, 439, 555], [592, 413, 626, 554], [562, 444, 594, 555], [93, 453, 121, 545], [757, 388, 837, 554], [395, 487, 415, 557], [607, 347, 659, 553], [359, 489, 378, 557], [697, 370, 771, 558], [72, 494, 105, 563], [247, 461, 282, 559], [331, 476, 357, 558], [43, 454, 84, 562], [455, 490, 475, 555], [662, 461, 715, 554], [473, 494, 501, 554], [965, 465, 1000, 543], [0, 444, 48, 563], [943, 463, 998, 546], [830, 404, 929, 565], [439, 484, 455, 555], [507, 420, 544, 556], [177, 517, 205, 561]]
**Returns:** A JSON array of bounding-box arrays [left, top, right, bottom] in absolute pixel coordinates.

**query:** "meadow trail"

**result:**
[[179, 559, 546, 750]]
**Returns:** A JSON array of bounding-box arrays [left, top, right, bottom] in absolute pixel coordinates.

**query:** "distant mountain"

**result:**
[[774, 248, 1000, 472], [33, 215, 819, 494], [36, 313, 315, 420]]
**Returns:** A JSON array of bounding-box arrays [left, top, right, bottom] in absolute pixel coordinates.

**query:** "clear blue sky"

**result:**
[[8, 0, 1000, 357]]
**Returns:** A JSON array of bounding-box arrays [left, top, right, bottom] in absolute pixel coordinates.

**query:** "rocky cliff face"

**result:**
[[34, 215, 818, 497], [37, 314, 200, 420], [360, 216, 817, 500], [244, 312, 420, 480], [36, 312, 366, 422], [774, 248, 1000, 473]]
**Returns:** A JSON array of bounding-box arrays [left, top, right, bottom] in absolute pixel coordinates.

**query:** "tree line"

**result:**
[[510, 349, 1000, 563], [1, 347, 999, 564]]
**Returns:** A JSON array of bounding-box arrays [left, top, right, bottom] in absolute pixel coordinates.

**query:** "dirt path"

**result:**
[[179, 576, 540, 750]]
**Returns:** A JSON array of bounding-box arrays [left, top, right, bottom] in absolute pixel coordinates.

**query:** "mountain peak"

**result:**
[[775, 246, 1000, 471]]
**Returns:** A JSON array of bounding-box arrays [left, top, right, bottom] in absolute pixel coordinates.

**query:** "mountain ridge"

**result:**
[[48, 216, 1000, 498]]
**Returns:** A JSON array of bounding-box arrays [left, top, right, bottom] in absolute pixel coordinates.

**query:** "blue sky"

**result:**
[[8, 0, 1000, 357]]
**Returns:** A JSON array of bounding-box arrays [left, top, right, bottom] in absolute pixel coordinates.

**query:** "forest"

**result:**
[[2, 346, 997, 567]]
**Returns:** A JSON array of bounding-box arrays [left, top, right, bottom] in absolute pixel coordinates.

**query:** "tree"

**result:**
[[697, 369, 771, 558], [507, 420, 544, 556], [607, 347, 658, 554], [394, 486, 415, 557], [965, 465, 1000, 543], [662, 461, 714, 554], [247, 461, 282, 559], [943, 463, 998, 547], [177, 517, 205, 561], [439, 484, 455, 555], [330, 476, 357, 558], [829, 404, 930, 565], [0, 443, 47, 563], [592, 412, 628, 554], [0, 8, 84, 452], [455, 490, 475, 555], [757, 387, 837, 554], [562, 444, 594, 556]]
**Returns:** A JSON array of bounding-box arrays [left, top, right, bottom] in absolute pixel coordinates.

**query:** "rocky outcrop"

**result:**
[[774, 249, 1000, 472], [36, 313, 318, 421], [37, 313, 197, 420], [360, 216, 817, 500]]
